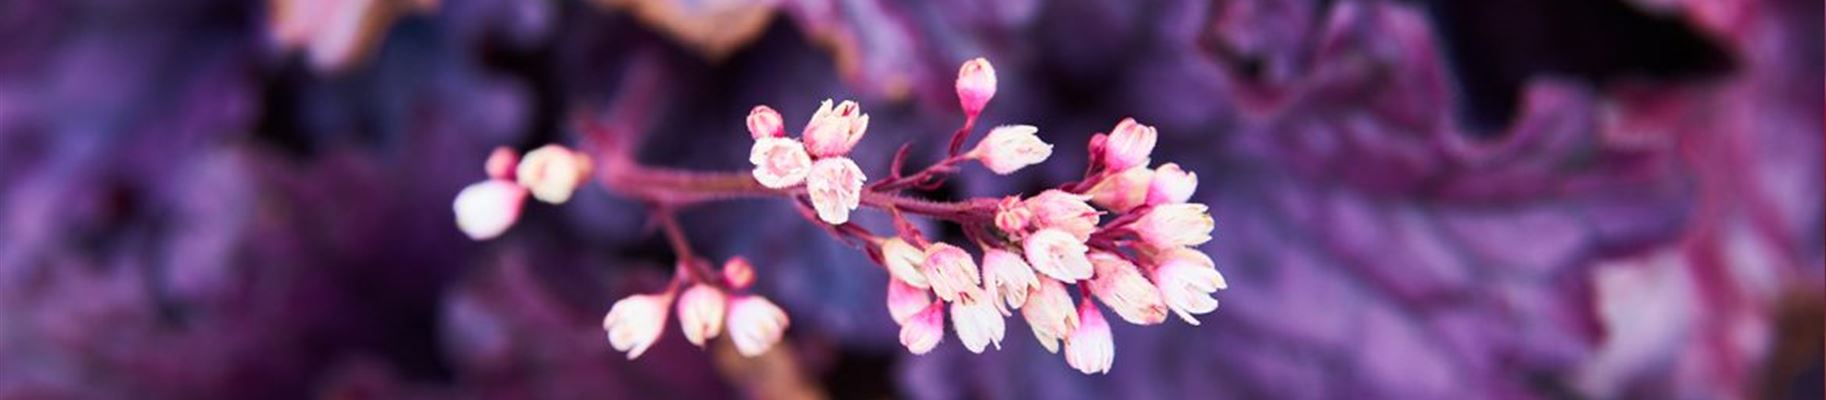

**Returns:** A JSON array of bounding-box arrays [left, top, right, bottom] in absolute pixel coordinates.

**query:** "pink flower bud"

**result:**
[[1151, 247, 1226, 325], [603, 293, 671, 359], [1146, 162, 1197, 205], [746, 105, 785, 139], [806, 157, 866, 224], [801, 99, 869, 157], [955, 58, 997, 117], [994, 197, 1033, 236], [453, 179, 527, 240], [1022, 228, 1093, 282], [1063, 300, 1114, 374], [886, 278, 931, 325], [981, 249, 1039, 315], [749, 137, 813, 189], [677, 284, 728, 347], [723, 257, 756, 290], [1022, 190, 1099, 241], [899, 302, 944, 354], [969, 125, 1052, 175], [1021, 278, 1079, 354], [1101, 118, 1156, 170], [485, 146, 518, 180], [1086, 166, 1154, 212], [879, 237, 930, 288], [1132, 203, 1214, 249], [1087, 252, 1167, 325], [726, 295, 789, 357], [516, 145, 593, 204], [920, 243, 981, 302], [952, 295, 1005, 353]]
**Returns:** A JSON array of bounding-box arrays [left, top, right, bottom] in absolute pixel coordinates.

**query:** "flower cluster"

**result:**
[[453, 57, 1226, 372]]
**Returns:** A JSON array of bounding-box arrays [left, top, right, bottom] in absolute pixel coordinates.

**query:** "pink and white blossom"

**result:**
[[1132, 203, 1214, 248], [887, 278, 931, 325], [955, 57, 997, 117], [1151, 248, 1227, 325], [603, 293, 672, 359], [994, 197, 1033, 235], [749, 137, 813, 189], [1023, 228, 1093, 282], [1088, 252, 1167, 325], [981, 249, 1039, 315], [1087, 166, 1154, 212], [1146, 162, 1197, 205], [723, 257, 756, 290], [727, 295, 790, 357], [517, 145, 592, 204], [677, 283, 728, 347], [921, 243, 981, 302], [802, 99, 869, 157], [951, 295, 1006, 353], [1101, 118, 1156, 170], [970, 125, 1052, 175], [899, 302, 945, 354], [485, 146, 518, 180], [1021, 279, 1079, 354], [453, 179, 527, 240], [1063, 300, 1114, 374], [1023, 190, 1099, 241], [879, 237, 930, 288], [806, 157, 865, 224], [746, 105, 785, 139]]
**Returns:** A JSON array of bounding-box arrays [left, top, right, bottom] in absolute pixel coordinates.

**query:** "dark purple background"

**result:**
[[0, 0, 1819, 398]]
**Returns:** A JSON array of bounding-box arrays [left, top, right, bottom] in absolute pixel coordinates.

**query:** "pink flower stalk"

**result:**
[[727, 295, 789, 357], [879, 237, 930, 288], [454, 59, 1227, 373], [1101, 117, 1157, 171], [1022, 279, 1079, 354], [677, 284, 728, 347], [485, 146, 518, 180], [452, 179, 527, 240], [921, 243, 982, 302], [952, 295, 1006, 353], [802, 99, 869, 157], [1151, 247, 1227, 325], [806, 157, 866, 224], [1132, 203, 1215, 249], [746, 105, 785, 139], [1023, 228, 1094, 282], [899, 303, 945, 354], [517, 145, 593, 204], [749, 137, 813, 189], [1147, 162, 1197, 205], [723, 257, 755, 290], [955, 57, 997, 118], [969, 125, 1052, 175], [981, 249, 1039, 315], [1086, 166, 1154, 212], [1063, 300, 1115, 375], [603, 293, 672, 359], [887, 278, 931, 325], [1022, 190, 1099, 241], [1088, 252, 1168, 325]]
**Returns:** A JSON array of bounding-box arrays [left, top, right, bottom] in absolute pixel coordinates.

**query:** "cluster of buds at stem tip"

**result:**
[[450, 58, 1225, 374]]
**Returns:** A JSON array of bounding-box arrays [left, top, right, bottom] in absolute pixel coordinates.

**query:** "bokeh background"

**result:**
[[0, 0, 1820, 398]]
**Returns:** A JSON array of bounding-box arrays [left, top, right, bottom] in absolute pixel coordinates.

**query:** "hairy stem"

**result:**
[[600, 160, 997, 223]]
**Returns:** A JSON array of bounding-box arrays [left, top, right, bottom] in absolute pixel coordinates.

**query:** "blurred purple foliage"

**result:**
[[0, 0, 1818, 399]]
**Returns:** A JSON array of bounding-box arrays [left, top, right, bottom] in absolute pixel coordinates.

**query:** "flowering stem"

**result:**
[[601, 161, 997, 223]]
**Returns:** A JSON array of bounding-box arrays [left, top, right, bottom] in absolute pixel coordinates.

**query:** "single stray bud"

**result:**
[[726, 295, 790, 357], [956, 58, 997, 117], [603, 293, 672, 359], [1146, 162, 1198, 206], [485, 146, 518, 180], [723, 257, 756, 289], [453, 179, 527, 240], [517, 145, 593, 204], [677, 284, 728, 347], [969, 125, 1052, 175], [1063, 299, 1115, 374], [1101, 118, 1157, 170], [746, 105, 785, 139], [802, 99, 870, 157]]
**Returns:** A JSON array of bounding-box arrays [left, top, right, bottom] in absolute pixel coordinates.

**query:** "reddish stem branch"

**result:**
[[599, 160, 997, 223]]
